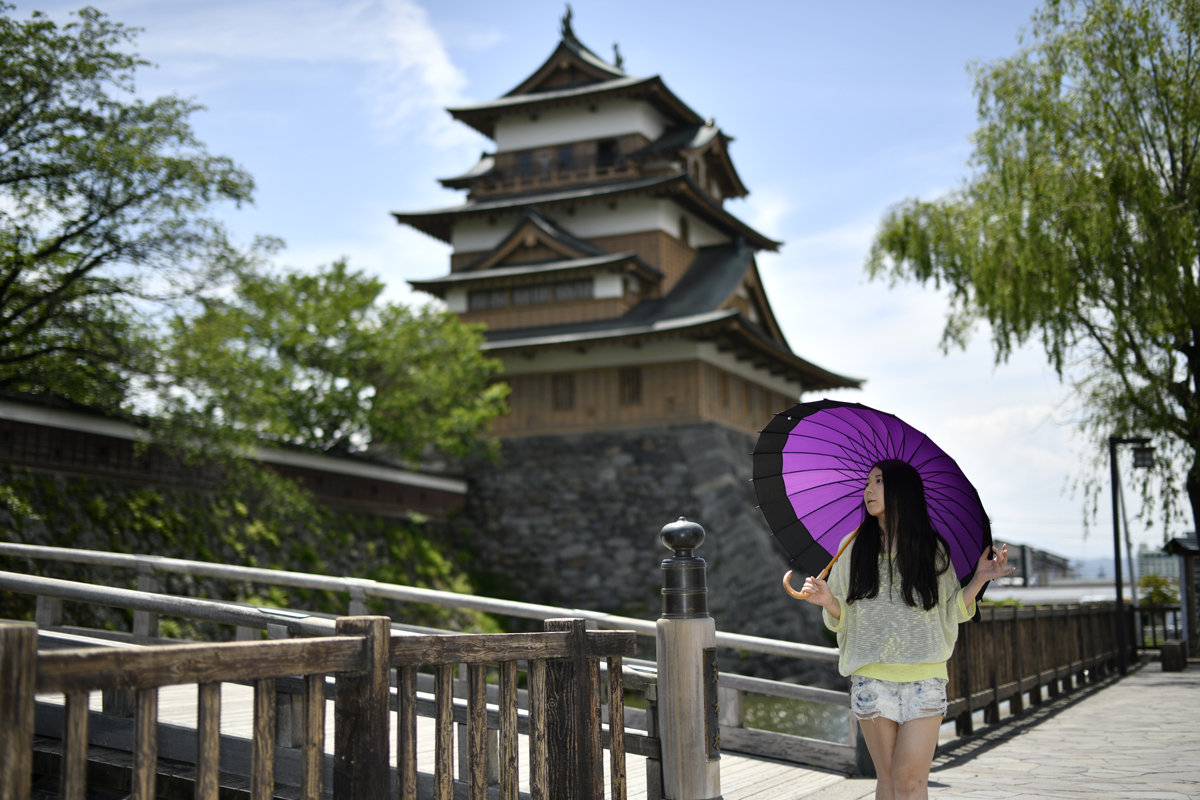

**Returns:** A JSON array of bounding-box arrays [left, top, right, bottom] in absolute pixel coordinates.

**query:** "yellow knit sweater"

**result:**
[[822, 538, 975, 681]]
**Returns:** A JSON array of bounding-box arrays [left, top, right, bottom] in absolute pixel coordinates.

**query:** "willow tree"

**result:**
[[868, 0, 1200, 531]]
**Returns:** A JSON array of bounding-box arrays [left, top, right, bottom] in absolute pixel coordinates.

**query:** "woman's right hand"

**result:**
[[802, 575, 832, 607]]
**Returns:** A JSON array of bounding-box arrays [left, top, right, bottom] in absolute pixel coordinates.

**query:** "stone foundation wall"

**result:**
[[463, 422, 842, 687]]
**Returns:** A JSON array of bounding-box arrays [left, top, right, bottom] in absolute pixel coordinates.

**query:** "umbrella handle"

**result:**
[[782, 529, 859, 601], [782, 570, 812, 599]]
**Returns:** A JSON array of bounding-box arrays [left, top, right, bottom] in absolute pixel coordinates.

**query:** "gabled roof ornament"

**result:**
[[561, 4, 575, 41], [613, 43, 624, 71]]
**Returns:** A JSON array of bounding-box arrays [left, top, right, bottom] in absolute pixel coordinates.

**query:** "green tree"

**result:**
[[0, 4, 253, 410], [1139, 573, 1180, 607], [867, 0, 1200, 531], [166, 259, 509, 461]]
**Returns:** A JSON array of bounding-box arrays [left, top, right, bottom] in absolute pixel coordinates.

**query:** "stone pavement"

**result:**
[[804, 658, 1200, 800]]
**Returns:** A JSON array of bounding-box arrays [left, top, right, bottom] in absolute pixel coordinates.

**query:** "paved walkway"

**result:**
[[805, 659, 1200, 800]]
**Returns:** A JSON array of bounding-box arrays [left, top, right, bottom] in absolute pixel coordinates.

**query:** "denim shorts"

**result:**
[[850, 676, 948, 724]]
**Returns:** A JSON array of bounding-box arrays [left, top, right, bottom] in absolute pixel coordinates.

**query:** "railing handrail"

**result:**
[[0, 541, 839, 663]]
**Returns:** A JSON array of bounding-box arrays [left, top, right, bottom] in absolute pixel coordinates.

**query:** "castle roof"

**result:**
[[481, 241, 861, 391]]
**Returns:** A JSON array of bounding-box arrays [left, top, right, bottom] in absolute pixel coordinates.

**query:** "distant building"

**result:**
[[397, 15, 858, 438], [994, 539, 1073, 585], [1137, 541, 1180, 583]]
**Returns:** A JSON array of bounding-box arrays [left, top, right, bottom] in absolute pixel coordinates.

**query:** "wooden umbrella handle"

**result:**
[[782, 529, 859, 600]]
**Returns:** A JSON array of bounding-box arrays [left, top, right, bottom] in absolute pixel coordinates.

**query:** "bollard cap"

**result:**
[[660, 516, 705, 557]]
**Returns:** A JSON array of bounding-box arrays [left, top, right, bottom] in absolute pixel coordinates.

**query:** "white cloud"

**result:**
[[128, 0, 475, 144]]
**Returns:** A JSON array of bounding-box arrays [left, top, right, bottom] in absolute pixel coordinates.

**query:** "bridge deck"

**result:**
[[37, 683, 846, 800], [805, 658, 1200, 800]]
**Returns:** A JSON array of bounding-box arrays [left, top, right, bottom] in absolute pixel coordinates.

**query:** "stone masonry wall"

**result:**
[[463, 422, 842, 688]]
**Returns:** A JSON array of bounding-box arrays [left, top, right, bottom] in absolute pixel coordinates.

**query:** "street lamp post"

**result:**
[[1109, 436, 1155, 675]]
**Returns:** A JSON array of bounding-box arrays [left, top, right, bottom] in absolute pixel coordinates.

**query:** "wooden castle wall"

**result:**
[[491, 360, 796, 437]]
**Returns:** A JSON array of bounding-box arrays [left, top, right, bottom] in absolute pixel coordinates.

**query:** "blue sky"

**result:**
[[21, 0, 1187, 564]]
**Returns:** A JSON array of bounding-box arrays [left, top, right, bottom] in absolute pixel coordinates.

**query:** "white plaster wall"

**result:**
[[445, 288, 467, 312], [494, 98, 669, 152], [545, 199, 730, 245], [594, 272, 623, 299], [450, 212, 520, 252]]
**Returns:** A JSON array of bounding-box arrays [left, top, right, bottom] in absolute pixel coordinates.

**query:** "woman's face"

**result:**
[[864, 466, 885, 521]]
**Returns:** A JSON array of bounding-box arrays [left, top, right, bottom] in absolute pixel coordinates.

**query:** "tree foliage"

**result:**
[[0, 4, 253, 409], [166, 259, 509, 462], [867, 0, 1200, 531]]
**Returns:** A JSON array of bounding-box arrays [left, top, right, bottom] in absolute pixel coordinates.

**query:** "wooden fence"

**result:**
[[946, 603, 1123, 734], [0, 616, 637, 800], [0, 543, 1138, 782]]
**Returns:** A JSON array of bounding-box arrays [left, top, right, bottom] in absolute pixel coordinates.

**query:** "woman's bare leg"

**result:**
[[859, 715, 941, 800], [858, 717, 899, 800], [889, 715, 942, 800]]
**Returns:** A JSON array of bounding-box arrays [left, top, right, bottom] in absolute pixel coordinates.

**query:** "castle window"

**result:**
[[619, 367, 642, 405], [553, 374, 575, 410], [513, 284, 550, 305], [679, 215, 690, 247], [597, 138, 619, 167], [554, 279, 593, 301], [468, 288, 507, 310], [517, 152, 533, 175], [558, 146, 575, 170]]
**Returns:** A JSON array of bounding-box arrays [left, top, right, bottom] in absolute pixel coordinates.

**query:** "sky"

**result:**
[[18, 0, 1192, 566]]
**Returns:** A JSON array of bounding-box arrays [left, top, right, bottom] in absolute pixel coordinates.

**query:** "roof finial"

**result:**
[[613, 42, 624, 70], [561, 4, 575, 40]]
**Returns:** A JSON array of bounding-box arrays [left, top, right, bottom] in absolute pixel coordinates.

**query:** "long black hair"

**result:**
[[845, 459, 950, 611]]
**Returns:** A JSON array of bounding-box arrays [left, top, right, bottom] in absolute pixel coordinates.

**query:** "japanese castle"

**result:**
[[397, 13, 858, 438]]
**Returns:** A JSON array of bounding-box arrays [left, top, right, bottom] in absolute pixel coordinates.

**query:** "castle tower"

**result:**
[[396, 14, 858, 438], [394, 13, 858, 683]]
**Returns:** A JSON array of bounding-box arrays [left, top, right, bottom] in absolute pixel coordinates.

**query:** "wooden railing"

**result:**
[[0, 615, 637, 800], [946, 603, 1123, 734], [0, 543, 1138, 778], [1137, 605, 1183, 647]]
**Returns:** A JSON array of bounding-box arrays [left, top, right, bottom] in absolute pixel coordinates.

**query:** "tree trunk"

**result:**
[[1188, 450, 1200, 536]]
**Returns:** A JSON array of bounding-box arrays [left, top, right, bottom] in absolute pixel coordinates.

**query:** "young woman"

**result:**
[[802, 459, 1013, 800]]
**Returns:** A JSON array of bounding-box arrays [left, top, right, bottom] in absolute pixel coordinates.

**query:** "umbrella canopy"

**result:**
[[753, 399, 991, 584]]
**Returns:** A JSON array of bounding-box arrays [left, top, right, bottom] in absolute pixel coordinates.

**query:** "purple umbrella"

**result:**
[[753, 399, 992, 586]]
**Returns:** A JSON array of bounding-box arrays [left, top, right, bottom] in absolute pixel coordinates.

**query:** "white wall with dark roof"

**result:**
[[493, 98, 669, 152], [545, 198, 727, 245]]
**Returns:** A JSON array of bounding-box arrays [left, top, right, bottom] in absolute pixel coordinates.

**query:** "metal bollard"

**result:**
[[656, 517, 722, 800]]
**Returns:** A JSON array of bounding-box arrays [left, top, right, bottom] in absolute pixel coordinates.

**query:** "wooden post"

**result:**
[[643, 682, 663, 800], [35, 596, 62, 628], [1, 622, 37, 800], [1009, 606, 1024, 715], [955, 620, 974, 735], [528, 659, 548, 800], [607, 656, 627, 800], [985, 606, 1000, 725], [1029, 605, 1043, 705], [545, 618, 602, 800], [133, 561, 159, 638], [334, 616, 390, 800], [397, 666, 418, 800], [252, 678, 276, 800], [132, 688, 158, 800], [197, 683, 221, 800], [62, 692, 88, 800], [435, 664, 454, 800], [301, 674, 326, 800], [655, 517, 721, 800], [498, 662, 519, 800]]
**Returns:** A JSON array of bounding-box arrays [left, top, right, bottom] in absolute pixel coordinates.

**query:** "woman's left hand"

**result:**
[[974, 544, 1016, 583]]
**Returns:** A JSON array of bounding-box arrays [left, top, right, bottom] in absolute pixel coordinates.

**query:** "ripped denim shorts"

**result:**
[[850, 676, 948, 725]]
